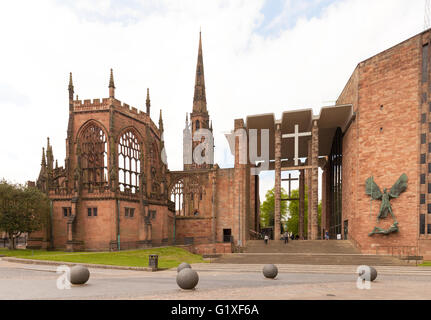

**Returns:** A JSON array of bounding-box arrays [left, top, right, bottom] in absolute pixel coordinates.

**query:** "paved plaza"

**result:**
[[1, 259, 431, 300]]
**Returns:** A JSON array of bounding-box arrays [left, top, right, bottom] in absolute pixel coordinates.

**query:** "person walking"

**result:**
[[284, 231, 289, 244], [325, 230, 330, 240], [264, 234, 269, 245]]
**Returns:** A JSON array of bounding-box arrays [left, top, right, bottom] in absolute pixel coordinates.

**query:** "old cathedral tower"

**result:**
[[184, 31, 214, 170]]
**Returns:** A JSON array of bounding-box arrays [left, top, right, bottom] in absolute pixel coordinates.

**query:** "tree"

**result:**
[[260, 188, 288, 230], [286, 187, 322, 238], [0, 180, 50, 250]]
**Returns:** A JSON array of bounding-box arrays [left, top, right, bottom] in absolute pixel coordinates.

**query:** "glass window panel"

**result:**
[[420, 214, 426, 234], [423, 44, 428, 83]]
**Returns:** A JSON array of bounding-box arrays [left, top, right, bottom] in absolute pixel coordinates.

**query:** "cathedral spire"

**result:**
[[146, 88, 151, 115], [68, 72, 74, 101], [193, 31, 207, 113], [109, 68, 115, 98]]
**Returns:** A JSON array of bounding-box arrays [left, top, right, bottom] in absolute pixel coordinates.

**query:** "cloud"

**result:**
[[0, 0, 425, 202], [0, 83, 30, 106]]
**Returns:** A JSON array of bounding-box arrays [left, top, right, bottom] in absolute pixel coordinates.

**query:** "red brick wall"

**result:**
[[215, 168, 236, 243], [175, 217, 212, 243], [169, 165, 259, 247], [337, 67, 360, 243], [51, 201, 73, 249], [191, 242, 232, 254], [338, 33, 422, 254]]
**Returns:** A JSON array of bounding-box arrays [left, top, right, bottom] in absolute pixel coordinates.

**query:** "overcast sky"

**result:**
[[0, 0, 425, 201]]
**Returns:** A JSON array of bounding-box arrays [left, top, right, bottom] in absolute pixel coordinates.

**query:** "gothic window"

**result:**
[[118, 131, 141, 193], [81, 124, 108, 189], [196, 120, 200, 130], [171, 180, 184, 216]]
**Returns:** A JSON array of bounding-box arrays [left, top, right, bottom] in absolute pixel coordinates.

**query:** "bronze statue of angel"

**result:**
[[365, 174, 407, 221]]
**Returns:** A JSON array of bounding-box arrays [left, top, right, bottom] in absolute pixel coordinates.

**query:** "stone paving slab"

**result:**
[[1, 259, 431, 300]]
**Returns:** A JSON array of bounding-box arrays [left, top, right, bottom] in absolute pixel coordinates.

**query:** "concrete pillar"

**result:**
[[325, 163, 332, 237], [299, 169, 305, 240], [321, 165, 327, 238], [274, 123, 282, 241], [307, 141, 312, 239], [311, 120, 319, 240], [233, 119, 247, 247], [211, 171, 217, 243]]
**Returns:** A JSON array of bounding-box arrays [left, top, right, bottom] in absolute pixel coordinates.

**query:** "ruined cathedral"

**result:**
[[29, 33, 260, 253]]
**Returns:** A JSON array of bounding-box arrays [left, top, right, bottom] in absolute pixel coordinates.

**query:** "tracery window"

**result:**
[[81, 124, 108, 188], [171, 180, 184, 216], [118, 131, 141, 193]]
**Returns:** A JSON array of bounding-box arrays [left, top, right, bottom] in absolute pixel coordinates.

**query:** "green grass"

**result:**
[[419, 261, 431, 267], [0, 247, 206, 269]]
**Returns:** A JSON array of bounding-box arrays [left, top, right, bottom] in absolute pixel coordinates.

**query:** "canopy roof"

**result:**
[[245, 104, 353, 162]]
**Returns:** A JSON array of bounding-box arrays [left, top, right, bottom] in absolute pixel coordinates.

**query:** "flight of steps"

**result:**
[[213, 240, 409, 266]]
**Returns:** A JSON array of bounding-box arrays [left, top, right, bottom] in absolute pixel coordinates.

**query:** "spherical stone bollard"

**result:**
[[177, 262, 192, 273], [68, 265, 90, 285], [176, 268, 199, 290], [263, 264, 278, 279], [358, 266, 378, 282]]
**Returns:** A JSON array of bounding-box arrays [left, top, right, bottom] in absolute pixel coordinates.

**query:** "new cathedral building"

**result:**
[[29, 29, 431, 260]]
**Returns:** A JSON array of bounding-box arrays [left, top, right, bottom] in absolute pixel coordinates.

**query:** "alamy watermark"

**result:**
[[181, 122, 271, 175], [56, 265, 71, 290], [356, 265, 372, 290]]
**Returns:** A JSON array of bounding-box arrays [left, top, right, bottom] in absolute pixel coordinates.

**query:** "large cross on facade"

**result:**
[[282, 124, 311, 166]]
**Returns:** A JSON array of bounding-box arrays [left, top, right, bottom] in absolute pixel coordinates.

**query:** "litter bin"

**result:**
[[149, 254, 158, 270]]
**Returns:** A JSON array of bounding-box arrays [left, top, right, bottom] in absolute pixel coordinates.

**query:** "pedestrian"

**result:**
[[284, 231, 289, 244], [264, 234, 269, 245], [325, 230, 330, 240]]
